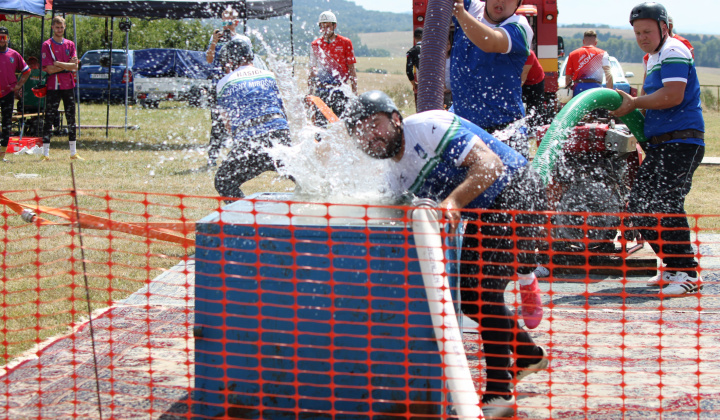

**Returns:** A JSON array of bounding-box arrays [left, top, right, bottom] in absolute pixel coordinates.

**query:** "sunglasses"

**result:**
[[222, 20, 234, 27], [0, 35, 7, 41]]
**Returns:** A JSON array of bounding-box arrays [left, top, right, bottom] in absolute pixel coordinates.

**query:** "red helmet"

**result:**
[[32, 84, 47, 98]]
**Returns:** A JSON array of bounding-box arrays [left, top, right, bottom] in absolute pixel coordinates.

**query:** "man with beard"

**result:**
[[345, 90, 549, 418]]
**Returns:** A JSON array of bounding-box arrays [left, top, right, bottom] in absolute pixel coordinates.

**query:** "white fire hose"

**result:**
[[411, 199, 483, 420]]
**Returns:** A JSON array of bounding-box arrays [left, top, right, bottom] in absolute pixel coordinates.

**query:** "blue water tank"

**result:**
[[193, 193, 446, 419]]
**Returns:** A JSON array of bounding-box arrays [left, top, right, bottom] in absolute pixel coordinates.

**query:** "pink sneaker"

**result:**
[[519, 273, 543, 329]]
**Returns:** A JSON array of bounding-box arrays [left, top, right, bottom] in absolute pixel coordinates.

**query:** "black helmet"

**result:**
[[629, 2, 669, 53], [344, 90, 399, 133], [629, 2, 668, 26], [218, 35, 254, 68]]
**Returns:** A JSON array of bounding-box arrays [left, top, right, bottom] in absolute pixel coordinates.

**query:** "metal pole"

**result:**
[[40, 11, 47, 140], [74, 15, 80, 138], [20, 17, 25, 122], [124, 24, 129, 133], [289, 2, 294, 76], [105, 17, 114, 138]]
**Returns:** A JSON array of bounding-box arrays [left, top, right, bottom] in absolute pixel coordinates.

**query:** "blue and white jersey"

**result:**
[[644, 37, 704, 147], [216, 65, 289, 139], [450, 0, 533, 129], [393, 110, 527, 209]]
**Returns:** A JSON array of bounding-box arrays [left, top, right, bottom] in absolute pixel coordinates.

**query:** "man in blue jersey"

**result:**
[[345, 90, 549, 418], [450, 0, 533, 158], [213, 36, 290, 200], [611, 2, 704, 297]]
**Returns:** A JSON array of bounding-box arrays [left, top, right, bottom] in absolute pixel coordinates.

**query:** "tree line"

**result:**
[[562, 30, 720, 68]]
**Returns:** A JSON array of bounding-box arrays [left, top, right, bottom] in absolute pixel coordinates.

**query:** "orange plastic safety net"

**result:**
[[0, 190, 717, 419]]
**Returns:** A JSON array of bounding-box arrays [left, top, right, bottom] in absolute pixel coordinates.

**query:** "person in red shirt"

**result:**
[[41, 16, 81, 161], [564, 30, 613, 96], [308, 11, 357, 118], [0, 27, 30, 162], [521, 50, 545, 130]]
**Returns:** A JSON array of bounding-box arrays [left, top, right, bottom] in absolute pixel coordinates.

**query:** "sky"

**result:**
[[350, 0, 720, 35]]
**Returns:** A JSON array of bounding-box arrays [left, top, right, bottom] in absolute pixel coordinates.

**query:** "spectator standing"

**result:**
[[406, 27, 422, 110], [213, 36, 291, 200], [205, 6, 244, 167], [0, 27, 30, 162], [308, 11, 357, 118], [611, 2, 704, 296], [521, 50, 545, 132], [450, 0, 534, 159], [345, 90, 550, 419], [40, 16, 81, 161], [564, 30, 613, 96]]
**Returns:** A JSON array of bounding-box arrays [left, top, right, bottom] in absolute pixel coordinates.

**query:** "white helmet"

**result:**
[[318, 11, 337, 24]]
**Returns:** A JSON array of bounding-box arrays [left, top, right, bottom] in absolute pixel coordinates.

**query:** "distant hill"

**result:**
[[559, 26, 720, 68], [247, 0, 411, 57]]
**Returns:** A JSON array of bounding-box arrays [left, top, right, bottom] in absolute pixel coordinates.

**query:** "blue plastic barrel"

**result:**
[[192, 193, 448, 419]]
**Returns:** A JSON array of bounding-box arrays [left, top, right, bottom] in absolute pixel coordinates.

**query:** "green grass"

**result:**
[[0, 57, 718, 365]]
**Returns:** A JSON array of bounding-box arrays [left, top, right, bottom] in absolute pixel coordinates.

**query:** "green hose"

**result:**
[[531, 88, 647, 186]]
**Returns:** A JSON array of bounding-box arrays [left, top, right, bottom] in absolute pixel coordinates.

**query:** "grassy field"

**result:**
[[0, 56, 718, 365]]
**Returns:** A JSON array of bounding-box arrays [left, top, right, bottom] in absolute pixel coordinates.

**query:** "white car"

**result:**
[[557, 56, 635, 103]]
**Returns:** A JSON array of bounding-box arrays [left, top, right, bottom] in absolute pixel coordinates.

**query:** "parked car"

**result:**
[[78, 49, 135, 103], [557, 56, 636, 104]]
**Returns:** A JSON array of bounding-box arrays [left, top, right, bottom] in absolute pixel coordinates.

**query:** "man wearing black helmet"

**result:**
[[213, 36, 291, 200], [611, 2, 704, 297], [345, 90, 549, 419]]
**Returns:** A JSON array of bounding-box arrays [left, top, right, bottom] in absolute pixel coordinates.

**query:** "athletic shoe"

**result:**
[[660, 272, 703, 297], [40, 155, 51, 162], [70, 153, 85, 161], [519, 273, 543, 329], [533, 264, 550, 278], [516, 346, 549, 383], [481, 394, 515, 419], [647, 268, 667, 287]]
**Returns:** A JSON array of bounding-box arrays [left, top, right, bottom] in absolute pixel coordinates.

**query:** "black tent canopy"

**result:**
[[50, 0, 292, 20]]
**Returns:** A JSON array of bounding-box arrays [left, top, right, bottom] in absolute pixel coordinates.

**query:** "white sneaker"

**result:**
[[533, 264, 550, 278], [481, 394, 515, 419], [660, 271, 703, 296], [647, 269, 667, 287], [516, 346, 549, 383]]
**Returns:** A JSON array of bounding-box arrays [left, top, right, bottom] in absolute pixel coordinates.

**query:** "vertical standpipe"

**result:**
[[411, 203, 483, 420]]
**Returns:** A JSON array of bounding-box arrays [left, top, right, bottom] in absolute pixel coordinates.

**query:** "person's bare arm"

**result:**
[[439, 140, 505, 230], [603, 65, 613, 90], [206, 31, 221, 64], [521, 64, 531, 85], [610, 81, 685, 117], [348, 63, 357, 94], [14, 71, 31, 93], [45, 56, 78, 74], [452, 0, 509, 53]]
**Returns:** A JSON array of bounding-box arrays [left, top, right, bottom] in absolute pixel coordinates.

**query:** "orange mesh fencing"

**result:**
[[0, 190, 718, 419]]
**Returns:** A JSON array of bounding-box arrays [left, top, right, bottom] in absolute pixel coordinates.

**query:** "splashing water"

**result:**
[[249, 30, 400, 205]]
